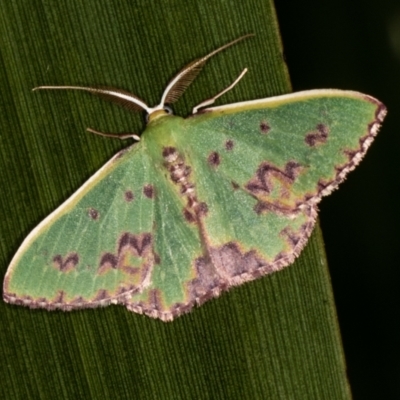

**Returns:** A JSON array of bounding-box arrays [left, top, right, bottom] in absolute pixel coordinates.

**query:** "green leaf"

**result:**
[[0, 0, 356, 398]]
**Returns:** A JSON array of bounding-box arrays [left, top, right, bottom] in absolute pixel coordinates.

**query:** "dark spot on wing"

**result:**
[[231, 181, 240, 190], [88, 208, 99, 220], [260, 121, 270, 134], [305, 123, 329, 147], [225, 139, 234, 150], [143, 184, 155, 199], [124, 190, 134, 202], [53, 253, 79, 272], [208, 151, 220, 167]]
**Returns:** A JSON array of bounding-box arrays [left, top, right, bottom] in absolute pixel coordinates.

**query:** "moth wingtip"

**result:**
[[361, 94, 387, 119], [376, 103, 388, 123]]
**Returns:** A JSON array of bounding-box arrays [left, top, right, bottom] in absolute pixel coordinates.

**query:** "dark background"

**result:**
[[276, 1, 399, 398]]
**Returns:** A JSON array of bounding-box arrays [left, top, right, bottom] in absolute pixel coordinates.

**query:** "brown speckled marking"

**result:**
[[165, 149, 191, 184], [246, 161, 302, 196], [152, 208, 315, 321], [170, 165, 191, 183], [98, 232, 155, 285], [162, 146, 178, 162], [208, 151, 220, 167], [183, 208, 196, 223], [124, 190, 134, 202], [305, 123, 329, 147], [225, 139, 234, 150], [231, 181, 240, 190], [183, 201, 208, 223], [280, 227, 302, 248], [53, 253, 79, 272], [180, 183, 195, 195], [143, 184, 155, 199], [88, 208, 99, 220], [210, 242, 269, 279], [260, 121, 270, 134], [163, 147, 209, 226]]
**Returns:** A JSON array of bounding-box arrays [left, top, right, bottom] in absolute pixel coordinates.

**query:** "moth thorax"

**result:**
[[148, 109, 170, 122]]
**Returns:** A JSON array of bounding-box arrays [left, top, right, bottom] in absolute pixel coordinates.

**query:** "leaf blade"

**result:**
[[0, 0, 352, 398]]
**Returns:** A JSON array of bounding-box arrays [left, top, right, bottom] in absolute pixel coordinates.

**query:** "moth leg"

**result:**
[[192, 68, 248, 114], [87, 128, 140, 141]]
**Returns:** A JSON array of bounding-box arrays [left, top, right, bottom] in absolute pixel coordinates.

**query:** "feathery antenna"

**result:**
[[160, 34, 254, 107]]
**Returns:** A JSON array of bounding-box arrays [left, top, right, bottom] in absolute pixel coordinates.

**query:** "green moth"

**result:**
[[3, 36, 386, 321]]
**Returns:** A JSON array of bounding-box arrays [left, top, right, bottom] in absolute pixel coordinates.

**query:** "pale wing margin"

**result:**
[[196, 89, 384, 115]]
